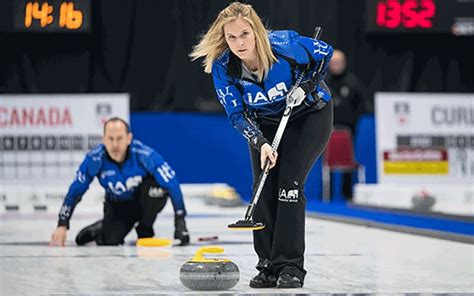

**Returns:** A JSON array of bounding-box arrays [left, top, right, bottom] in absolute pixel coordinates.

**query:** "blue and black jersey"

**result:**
[[58, 140, 186, 227], [212, 30, 333, 150]]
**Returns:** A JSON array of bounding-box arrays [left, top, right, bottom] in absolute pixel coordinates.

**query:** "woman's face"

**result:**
[[224, 18, 257, 64]]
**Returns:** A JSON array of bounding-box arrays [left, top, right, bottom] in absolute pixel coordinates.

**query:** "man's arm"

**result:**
[[142, 151, 186, 217], [140, 149, 190, 245], [50, 155, 96, 246]]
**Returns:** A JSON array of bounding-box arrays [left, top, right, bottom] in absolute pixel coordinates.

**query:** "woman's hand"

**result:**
[[260, 143, 278, 171]]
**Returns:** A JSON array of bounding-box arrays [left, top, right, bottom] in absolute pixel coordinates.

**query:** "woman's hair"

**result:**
[[189, 2, 276, 82]]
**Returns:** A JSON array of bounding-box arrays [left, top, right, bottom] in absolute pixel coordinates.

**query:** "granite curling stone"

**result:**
[[179, 246, 239, 291]]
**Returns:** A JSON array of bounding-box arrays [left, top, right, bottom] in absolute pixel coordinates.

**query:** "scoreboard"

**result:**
[[1, 0, 90, 33], [366, 0, 474, 35]]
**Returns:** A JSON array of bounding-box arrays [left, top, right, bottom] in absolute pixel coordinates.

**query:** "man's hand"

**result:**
[[260, 143, 278, 171], [50, 226, 67, 247], [174, 215, 190, 246]]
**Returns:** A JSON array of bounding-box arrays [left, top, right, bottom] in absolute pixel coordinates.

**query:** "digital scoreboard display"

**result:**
[[366, 0, 474, 35], [11, 0, 90, 33]]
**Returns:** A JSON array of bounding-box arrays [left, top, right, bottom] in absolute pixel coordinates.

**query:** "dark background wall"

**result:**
[[1, 0, 473, 111]]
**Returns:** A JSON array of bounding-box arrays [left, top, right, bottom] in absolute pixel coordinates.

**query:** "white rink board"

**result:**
[[0, 94, 129, 185], [0, 183, 241, 214], [354, 183, 474, 216], [375, 92, 474, 184]]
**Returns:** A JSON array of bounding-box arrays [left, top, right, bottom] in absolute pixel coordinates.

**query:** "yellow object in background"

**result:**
[[136, 237, 172, 247]]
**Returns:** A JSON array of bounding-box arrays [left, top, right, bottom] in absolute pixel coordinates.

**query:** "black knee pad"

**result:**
[[95, 233, 124, 246]]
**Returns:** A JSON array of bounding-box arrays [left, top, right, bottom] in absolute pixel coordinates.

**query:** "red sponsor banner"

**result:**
[[383, 149, 448, 161]]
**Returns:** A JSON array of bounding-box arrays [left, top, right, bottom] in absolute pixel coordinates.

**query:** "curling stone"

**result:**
[[179, 246, 239, 291], [412, 190, 436, 211]]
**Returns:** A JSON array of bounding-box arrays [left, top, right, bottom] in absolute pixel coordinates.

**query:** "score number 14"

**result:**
[[24, 2, 83, 29]]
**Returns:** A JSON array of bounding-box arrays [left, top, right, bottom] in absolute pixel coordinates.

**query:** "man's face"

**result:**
[[102, 121, 132, 162], [329, 50, 347, 76]]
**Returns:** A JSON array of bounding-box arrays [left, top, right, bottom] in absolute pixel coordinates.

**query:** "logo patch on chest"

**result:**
[[246, 82, 288, 105], [107, 175, 143, 195]]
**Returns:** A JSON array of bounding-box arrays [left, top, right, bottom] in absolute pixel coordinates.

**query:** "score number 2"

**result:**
[[376, 0, 436, 29]]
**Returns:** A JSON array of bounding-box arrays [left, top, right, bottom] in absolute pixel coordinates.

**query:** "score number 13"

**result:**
[[376, 0, 436, 29]]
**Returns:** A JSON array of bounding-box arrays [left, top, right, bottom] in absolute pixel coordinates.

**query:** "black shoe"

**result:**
[[75, 220, 103, 246], [249, 270, 277, 288], [277, 273, 303, 288]]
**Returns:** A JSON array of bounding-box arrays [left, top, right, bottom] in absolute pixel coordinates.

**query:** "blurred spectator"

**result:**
[[326, 49, 368, 133], [326, 49, 368, 200]]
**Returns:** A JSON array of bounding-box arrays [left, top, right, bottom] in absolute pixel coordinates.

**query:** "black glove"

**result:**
[[174, 213, 190, 246], [300, 72, 323, 95], [299, 72, 329, 110]]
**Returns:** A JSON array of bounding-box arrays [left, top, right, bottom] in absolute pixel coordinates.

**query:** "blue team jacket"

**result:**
[[58, 140, 185, 227], [212, 30, 333, 150]]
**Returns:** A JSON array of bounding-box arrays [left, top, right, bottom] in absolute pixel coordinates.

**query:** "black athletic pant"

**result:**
[[250, 101, 333, 282], [95, 176, 168, 245]]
